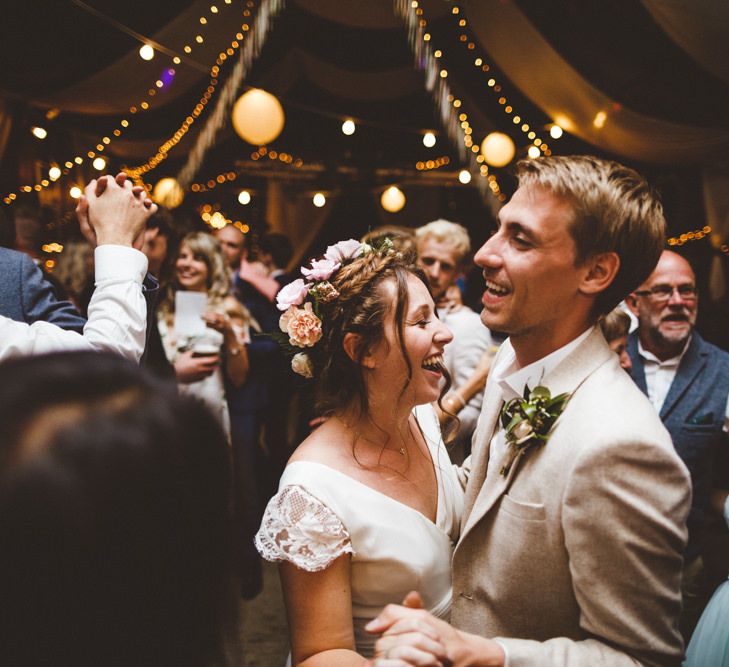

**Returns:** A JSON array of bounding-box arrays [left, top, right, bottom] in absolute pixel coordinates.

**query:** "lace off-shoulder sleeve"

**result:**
[[255, 485, 353, 572]]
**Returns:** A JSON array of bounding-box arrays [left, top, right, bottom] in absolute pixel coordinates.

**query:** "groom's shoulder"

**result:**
[[563, 357, 671, 450]]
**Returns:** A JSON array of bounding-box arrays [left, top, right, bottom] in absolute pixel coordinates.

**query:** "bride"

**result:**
[[255, 239, 464, 665]]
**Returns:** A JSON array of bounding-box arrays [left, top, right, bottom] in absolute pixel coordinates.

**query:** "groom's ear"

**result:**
[[343, 332, 374, 368], [578, 251, 620, 297]]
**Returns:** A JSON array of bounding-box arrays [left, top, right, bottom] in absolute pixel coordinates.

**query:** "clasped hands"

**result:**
[[364, 592, 504, 667], [76, 172, 157, 248]]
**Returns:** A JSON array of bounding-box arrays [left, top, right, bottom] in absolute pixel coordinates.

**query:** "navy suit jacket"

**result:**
[[628, 331, 729, 558], [0, 247, 86, 332]]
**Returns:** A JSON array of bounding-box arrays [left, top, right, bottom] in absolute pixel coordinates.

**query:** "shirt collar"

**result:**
[[637, 335, 692, 368], [493, 326, 595, 402]]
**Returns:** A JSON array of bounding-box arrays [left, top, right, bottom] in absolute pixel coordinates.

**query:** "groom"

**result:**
[[367, 156, 691, 666]]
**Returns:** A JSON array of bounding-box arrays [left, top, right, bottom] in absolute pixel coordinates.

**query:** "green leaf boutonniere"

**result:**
[[499, 385, 570, 476]]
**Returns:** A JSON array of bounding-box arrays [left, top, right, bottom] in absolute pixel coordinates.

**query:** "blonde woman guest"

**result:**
[[158, 231, 251, 437]]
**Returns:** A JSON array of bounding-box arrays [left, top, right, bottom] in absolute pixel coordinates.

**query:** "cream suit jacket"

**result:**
[[452, 328, 691, 667]]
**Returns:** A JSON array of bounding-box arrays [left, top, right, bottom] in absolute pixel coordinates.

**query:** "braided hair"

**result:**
[[309, 251, 453, 427]]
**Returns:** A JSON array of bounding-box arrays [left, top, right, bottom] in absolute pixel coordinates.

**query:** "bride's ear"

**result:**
[[343, 332, 374, 368]]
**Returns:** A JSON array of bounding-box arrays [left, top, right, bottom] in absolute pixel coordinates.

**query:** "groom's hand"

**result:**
[[365, 595, 505, 667]]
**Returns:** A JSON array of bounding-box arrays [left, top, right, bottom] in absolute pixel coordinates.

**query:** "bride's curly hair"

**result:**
[[309, 250, 456, 439]]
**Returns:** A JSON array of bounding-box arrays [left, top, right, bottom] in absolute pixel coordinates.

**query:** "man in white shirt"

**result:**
[[367, 156, 691, 667], [626, 249, 729, 636], [0, 176, 157, 362], [415, 220, 494, 459]]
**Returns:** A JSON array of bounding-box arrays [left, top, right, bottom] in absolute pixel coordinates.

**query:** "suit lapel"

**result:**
[[458, 328, 613, 546], [659, 335, 707, 420], [461, 377, 504, 521], [627, 332, 648, 395]]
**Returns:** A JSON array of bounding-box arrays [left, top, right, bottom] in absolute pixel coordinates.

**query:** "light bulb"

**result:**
[[139, 44, 155, 61], [549, 125, 563, 139]]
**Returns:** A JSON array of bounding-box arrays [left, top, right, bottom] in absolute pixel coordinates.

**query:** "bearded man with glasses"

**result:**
[[626, 249, 729, 641]]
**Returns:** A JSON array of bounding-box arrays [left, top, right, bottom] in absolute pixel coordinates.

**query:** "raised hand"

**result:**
[[76, 173, 157, 248]]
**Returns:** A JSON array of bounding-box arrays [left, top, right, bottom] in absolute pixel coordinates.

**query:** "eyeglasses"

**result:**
[[633, 284, 698, 302]]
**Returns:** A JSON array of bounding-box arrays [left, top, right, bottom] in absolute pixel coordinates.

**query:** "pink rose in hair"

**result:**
[[324, 239, 362, 263], [276, 278, 309, 312], [279, 303, 322, 348], [301, 258, 340, 282]]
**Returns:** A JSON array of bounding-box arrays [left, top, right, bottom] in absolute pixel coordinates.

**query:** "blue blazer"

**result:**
[[628, 331, 729, 559], [0, 247, 86, 332]]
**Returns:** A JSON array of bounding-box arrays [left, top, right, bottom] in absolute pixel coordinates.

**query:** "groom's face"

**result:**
[[474, 184, 584, 347]]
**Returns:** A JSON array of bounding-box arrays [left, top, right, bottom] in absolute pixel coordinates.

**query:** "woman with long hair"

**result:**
[[158, 231, 251, 437], [255, 239, 464, 665]]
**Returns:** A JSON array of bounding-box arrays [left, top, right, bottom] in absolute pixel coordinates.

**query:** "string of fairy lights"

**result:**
[[446, 4, 553, 157], [128, 1, 259, 180], [2, 0, 246, 205]]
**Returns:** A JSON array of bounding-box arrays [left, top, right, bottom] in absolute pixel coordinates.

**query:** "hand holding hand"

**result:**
[[365, 593, 505, 667], [76, 173, 157, 248]]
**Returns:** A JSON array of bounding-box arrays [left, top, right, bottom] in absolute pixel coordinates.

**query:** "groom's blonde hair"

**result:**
[[515, 155, 665, 316]]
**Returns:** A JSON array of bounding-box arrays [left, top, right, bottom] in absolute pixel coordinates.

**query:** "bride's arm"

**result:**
[[279, 555, 366, 666]]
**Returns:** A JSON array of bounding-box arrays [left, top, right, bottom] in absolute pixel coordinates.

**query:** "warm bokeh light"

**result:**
[[380, 186, 406, 213], [92, 157, 106, 171], [527, 145, 541, 159], [313, 193, 326, 208], [341, 119, 356, 136], [238, 190, 251, 205], [480, 132, 515, 168], [31, 126, 47, 140], [139, 44, 155, 61], [549, 124, 563, 139], [458, 169, 472, 184], [593, 111, 607, 129], [231, 89, 285, 145], [152, 177, 184, 209], [69, 186, 82, 199], [48, 166, 61, 181], [423, 132, 436, 148]]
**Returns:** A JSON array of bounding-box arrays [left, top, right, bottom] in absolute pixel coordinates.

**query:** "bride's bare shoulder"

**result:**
[[288, 418, 351, 467]]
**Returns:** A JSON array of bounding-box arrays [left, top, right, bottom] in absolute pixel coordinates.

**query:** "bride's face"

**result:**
[[367, 274, 452, 406]]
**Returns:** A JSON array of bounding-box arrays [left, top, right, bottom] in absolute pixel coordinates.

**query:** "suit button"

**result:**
[[460, 591, 473, 600]]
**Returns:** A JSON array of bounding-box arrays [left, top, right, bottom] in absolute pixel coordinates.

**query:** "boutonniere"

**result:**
[[499, 385, 570, 476]]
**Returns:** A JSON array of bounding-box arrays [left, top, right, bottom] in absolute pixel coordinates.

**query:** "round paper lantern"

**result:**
[[152, 177, 184, 209], [480, 132, 515, 168], [232, 89, 285, 145], [380, 185, 405, 213]]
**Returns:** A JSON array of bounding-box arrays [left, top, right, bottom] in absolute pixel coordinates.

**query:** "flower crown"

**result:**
[[274, 237, 394, 378]]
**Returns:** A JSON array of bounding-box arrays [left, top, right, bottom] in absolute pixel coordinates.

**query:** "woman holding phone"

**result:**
[[158, 231, 252, 437]]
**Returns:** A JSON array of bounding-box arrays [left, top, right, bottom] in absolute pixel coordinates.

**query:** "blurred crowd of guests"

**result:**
[[0, 181, 727, 664]]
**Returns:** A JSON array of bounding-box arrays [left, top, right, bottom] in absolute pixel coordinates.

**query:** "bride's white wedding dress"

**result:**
[[255, 404, 464, 658]]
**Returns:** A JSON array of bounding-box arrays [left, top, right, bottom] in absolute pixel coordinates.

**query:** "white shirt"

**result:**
[[638, 337, 729, 432], [0, 245, 147, 363], [486, 327, 594, 480]]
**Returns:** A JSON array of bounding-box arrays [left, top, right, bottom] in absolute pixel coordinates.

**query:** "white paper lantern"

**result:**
[[480, 132, 515, 168], [380, 186, 405, 213], [152, 177, 184, 209], [232, 89, 285, 145]]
